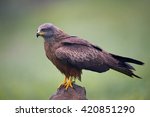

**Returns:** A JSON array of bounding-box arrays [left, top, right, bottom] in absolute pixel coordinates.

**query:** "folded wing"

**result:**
[[55, 37, 109, 72]]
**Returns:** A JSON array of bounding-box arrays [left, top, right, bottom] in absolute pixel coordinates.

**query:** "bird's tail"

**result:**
[[110, 54, 144, 79]]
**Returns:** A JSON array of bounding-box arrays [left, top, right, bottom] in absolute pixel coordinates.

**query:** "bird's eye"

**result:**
[[41, 27, 51, 32], [41, 28, 48, 32]]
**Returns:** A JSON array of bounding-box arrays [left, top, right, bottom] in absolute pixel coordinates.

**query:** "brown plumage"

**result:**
[[36, 23, 144, 89]]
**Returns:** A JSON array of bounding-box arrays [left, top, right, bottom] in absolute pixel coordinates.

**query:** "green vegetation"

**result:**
[[0, 0, 149, 99]]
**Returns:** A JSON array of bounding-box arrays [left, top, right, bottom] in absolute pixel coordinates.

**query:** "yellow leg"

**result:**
[[59, 76, 67, 88], [63, 77, 67, 85], [64, 77, 73, 90]]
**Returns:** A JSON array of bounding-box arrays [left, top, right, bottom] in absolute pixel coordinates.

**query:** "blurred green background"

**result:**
[[0, 0, 149, 100]]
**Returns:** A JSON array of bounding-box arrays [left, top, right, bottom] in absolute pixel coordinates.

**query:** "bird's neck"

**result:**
[[44, 30, 70, 43], [54, 30, 70, 41]]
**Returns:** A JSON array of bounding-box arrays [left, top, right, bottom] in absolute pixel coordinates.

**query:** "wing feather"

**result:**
[[55, 39, 109, 72]]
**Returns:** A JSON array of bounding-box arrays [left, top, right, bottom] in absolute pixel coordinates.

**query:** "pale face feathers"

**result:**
[[36, 23, 59, 39]]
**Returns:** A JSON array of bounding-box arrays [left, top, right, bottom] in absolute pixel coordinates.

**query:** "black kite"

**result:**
[[36, 23, 144, 89]]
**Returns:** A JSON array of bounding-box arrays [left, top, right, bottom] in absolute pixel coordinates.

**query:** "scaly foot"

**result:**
[[58, 77, 67, 88], [64, 77, 73, 90]]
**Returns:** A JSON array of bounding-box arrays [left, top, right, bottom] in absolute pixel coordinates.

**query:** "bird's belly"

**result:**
[[44, 42, 81, 80], [54, 59, 82, 79]]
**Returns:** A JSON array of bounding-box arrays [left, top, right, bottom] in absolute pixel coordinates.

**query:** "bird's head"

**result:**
[[36, 23, 60, 41]]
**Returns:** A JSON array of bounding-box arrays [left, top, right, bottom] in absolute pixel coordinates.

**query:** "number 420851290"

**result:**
[[81, 106, 135, 113]]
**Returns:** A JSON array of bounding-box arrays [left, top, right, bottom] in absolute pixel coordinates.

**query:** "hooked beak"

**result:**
[[36, 33, 40, 38], [36, 31, 45, 38]]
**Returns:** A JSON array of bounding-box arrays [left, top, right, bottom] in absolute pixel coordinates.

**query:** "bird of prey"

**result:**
[[36, 23, 144, 90]]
